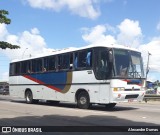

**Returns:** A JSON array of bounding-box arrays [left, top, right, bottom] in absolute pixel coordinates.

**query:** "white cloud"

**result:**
[[157, 21, 160, 31], [81, 19, 142, 47], [117, 19, 142, 48], [82, 24, 116, 45], [0, 24, 8, 40], [0, 24, 55, 60], [26, 0, 100, 19], [31, 28, 40, 35], [139, 39, 160, 73]]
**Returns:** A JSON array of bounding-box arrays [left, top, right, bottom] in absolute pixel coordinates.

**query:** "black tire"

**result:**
[[77, 91, 90, 109], [25, 90, 33, 104], [47, 100, 60, 105], [105, 103, 116, 109], [33, 99, 39, 104]]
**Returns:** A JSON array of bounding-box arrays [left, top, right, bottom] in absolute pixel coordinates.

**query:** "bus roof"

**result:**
[[11, 43, 140, 63]]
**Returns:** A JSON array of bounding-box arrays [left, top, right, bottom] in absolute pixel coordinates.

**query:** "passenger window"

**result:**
[[36, 59, 42, 72], [43, 57, 48, 71], [48, 56, 56, 71], [74, 50, 92, 70], [15, 62, 21, 75], [86, 51, 92, 67], [31, 60, 36, 73], [58, 54, 70, 70], [43, 56, 56, 72], [9, 63, 15, 76], [74, 53, 78, 69], [21, 61, 31, 74], [69, 53, 73, 69], [31, 59, 42, 73], [78, 51, 87, 68]]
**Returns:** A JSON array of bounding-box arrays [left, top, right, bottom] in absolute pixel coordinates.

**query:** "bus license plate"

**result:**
[[128, 99, 133, 102]]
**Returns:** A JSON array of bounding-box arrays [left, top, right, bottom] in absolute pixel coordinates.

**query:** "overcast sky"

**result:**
[[0, 0, 160, 82]]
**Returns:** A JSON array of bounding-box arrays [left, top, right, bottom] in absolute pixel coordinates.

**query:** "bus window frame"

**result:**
[[93, 47, 112, 80], [73, 49, 93, 71], [21, 60, 31, 74], [57, 53, 71, 71]]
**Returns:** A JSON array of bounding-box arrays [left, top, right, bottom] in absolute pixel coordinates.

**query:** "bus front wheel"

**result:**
[[77, 91, 90, 109]]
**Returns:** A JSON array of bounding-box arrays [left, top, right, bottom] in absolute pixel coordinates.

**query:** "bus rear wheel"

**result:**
[[77, 91, 90, 109], [105, 103, 116, 109], [25, 90, 33, 104], [25, 90, 38, 104]]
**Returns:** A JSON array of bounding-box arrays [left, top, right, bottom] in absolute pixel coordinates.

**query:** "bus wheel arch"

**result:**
[[75, 89, 90, 109], [25, 89, 39, 104]]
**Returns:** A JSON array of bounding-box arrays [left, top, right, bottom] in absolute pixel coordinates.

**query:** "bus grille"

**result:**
[[125, 94, 139, 99], [125, 89, 140, 91]]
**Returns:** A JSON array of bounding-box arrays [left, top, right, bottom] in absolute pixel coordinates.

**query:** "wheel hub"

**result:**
[[80, 97, 87, 104]]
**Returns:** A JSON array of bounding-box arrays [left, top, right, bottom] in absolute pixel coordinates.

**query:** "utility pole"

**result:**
[[22, 48, 28, 59], [146, 52, 151, 81]]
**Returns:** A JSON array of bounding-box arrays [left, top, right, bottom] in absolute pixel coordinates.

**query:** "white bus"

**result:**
[[9, 44, 146, 109]]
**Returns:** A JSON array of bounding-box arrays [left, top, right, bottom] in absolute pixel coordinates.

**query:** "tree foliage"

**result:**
[[0, 10, 11, 24], [0, 10, 20, 49], [0, 41, 20, 49]]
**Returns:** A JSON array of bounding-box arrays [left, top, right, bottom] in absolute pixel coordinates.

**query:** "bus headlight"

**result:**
[[141, 87, 145, 91], [113, 87, 125, 91]]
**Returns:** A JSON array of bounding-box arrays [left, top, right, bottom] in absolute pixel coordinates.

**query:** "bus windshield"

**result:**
[[113, 49, 144, 78]]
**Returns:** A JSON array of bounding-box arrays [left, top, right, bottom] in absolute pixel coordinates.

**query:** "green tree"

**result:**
[[0, 10, 20, 49]]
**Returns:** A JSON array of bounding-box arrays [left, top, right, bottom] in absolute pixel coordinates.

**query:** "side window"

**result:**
[[70, 53, 73, 69], [9, 62, 21, 75], [48, 56, 56, 71], [21, 61, 26, 74], [43, 56, 56, 72], [15, 62, 21, 75], [58, 54, 70, 70], [74, 53, 78, 69], [94, 48, 110, 80], [9, 63, 15, 76], [43, 57, 48, 71], [74, 49, 92, 70], [36, 59, 42, 72], [78, 51, 87, 68], [27, 61, 31, 73], [31, 59, 42, 73], [21, 60, 31, 74], [31, 59, 36, 73], [86, 51, 92, 67]]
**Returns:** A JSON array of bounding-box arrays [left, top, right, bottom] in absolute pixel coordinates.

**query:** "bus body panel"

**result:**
[[10, 75, 145, 104], [9, 70, 112, 104]]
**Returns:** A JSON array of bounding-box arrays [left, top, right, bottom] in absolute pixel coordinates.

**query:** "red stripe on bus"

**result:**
[[23, 75, 61, 92], [123, 79, 142, 86]]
